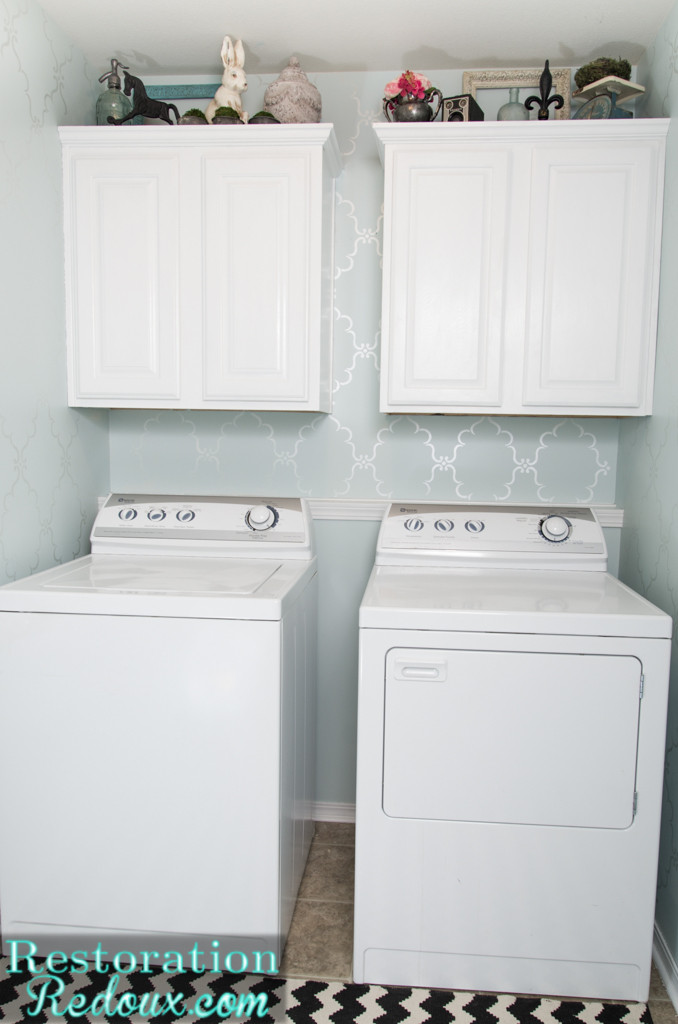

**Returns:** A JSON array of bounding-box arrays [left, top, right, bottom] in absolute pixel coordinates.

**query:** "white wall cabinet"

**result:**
[[60, 125, 340, 411], [374, 120, 669, 416]]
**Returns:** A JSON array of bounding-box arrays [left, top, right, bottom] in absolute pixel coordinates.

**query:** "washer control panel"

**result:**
[[91, 494, 313, 558], [377, 503, 607, 570]]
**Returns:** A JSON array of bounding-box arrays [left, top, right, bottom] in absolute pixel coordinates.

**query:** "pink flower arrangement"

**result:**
[[384, 70, 433, 101]]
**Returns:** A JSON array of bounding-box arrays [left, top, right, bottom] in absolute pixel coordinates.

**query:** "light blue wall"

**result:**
[[0, 4, 628, 812], [108, 70, 622, 806], [0, 0, 108, 583], [0, 24, 630, 807], [618, 7, 678, 976], [110, 70, 620, 510], [109, 410, 619, 504]]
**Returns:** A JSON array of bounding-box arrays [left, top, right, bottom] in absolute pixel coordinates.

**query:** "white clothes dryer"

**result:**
[[354, 503, 671, 1001], [0, 494, 317, 965]]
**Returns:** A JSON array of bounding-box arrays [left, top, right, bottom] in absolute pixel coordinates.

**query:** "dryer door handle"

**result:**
[[394, 661, 447, 682]]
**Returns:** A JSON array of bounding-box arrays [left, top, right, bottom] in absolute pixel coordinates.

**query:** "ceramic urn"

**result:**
[[264, 57, 322, 123]]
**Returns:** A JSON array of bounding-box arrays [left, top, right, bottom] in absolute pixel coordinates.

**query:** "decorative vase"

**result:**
[[497, 87, 528, 121], [264, 57, 322, 123], [96, 59, 133, 126], [384, 89, 443, 122]]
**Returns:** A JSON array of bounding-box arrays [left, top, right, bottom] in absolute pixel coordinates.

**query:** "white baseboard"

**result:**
[[653, 921, 678, 1011], [313, 801, 355, 823]]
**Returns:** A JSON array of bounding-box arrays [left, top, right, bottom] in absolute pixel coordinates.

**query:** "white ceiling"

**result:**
[[39, 0, 677, 77]]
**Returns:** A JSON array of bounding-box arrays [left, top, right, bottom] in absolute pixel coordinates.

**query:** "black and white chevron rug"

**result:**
[[0, 966, 653, 1023]]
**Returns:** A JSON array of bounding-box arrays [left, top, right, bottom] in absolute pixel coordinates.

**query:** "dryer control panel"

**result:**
[[377, 503, 607, 570], [91, 494, 314, 558]]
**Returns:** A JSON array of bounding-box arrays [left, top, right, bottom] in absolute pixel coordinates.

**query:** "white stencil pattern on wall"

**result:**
[[0, 402, 94, 580], [126, 408, 612, 506], [619, 9, 678, 950], [331, 307, 379, 396], [340, 92, 375, 158], [110, 85, 619, 507], [0, 0, 108, 585], [333, 193, 382, 278]]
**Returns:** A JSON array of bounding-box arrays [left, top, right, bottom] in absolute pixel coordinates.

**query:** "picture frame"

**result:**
[[145, 84, 220, 100], [462, 68, 571, 119]]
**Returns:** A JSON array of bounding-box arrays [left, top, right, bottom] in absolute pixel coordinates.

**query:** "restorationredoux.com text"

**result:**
[[6, 939, 277, 1020]]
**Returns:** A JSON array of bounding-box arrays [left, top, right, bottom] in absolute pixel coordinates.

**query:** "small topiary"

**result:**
[[213, 106, 242, 119], [575, 57, 632, 90], [249, 110, 280, 124], [183, 108, 208, 121]]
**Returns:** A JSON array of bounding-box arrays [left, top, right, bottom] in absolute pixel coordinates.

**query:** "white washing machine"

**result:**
[[0, 493, 317, 965], [354, 502, 671, 1001]]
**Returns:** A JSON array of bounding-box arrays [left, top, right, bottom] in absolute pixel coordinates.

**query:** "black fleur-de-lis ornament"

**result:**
[[525, 60, 565, 120]]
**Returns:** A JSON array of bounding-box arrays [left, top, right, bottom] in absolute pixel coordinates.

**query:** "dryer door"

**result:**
[[383, 648, 642, 828]]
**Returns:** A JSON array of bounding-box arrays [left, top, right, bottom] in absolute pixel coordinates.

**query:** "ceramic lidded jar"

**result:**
[[264, 57, 322, 123]]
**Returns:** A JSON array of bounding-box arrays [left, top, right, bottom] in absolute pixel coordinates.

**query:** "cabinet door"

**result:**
[[201, 150, 320, 410], [64, 151, 182, 405], [375, 122, 667, 417], [522, 141, 663, 413], [381, 148, 510, 413]]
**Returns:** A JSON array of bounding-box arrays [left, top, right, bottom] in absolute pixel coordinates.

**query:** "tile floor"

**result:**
[[280, 821, 355, 981], [281, 821, 678, 1024], [650, 968, 678, 1024]]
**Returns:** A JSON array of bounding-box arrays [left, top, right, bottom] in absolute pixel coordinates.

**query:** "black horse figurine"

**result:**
[[108, 72, 180, 125]]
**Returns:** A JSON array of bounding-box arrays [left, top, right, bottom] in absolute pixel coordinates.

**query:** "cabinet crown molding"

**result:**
[[59, 123, 342, 177], [373, 118, 670, 162]]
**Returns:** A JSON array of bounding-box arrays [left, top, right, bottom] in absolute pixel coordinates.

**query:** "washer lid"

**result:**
[[42, 557, 281, 595], [0, 555, 315, 619]]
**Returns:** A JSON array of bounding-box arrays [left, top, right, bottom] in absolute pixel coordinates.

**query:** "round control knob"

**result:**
[[176, 509, 196, 523], [465, 520, 485, 534], [404, 518, 424, 532], [246, 505, 277, 531], [147, 508, 166, 522], [118, 508, 137, 521], [540, 515, 571, 543], [434, 519, 454, 533]]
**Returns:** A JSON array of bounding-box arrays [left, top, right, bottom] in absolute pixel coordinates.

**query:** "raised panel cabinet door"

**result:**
[[379, 145, 510, 412], [63, 149, 182, 405], [523, 135, 665, 413], [201, 149, 321, 410]]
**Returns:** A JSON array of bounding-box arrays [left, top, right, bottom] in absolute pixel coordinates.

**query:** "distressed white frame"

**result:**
[[462, 67, 571, 119]]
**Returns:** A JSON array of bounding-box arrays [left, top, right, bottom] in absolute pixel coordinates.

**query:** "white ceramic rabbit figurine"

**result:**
[[205, 36, 247, 122]]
